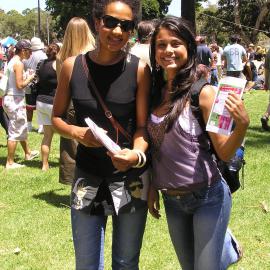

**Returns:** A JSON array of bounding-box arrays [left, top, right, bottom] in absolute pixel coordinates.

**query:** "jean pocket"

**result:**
[[192, 179, 223, 200]]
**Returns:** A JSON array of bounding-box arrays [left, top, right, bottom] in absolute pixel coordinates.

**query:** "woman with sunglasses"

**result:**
[[52, 1, 150, 269]]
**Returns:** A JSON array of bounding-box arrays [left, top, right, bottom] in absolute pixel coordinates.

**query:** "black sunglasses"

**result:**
[[102, 15, 134, 32]]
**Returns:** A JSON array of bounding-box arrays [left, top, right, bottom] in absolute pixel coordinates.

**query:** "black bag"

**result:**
[[28, 60, 44, 100], [190, 78, 245, 193]]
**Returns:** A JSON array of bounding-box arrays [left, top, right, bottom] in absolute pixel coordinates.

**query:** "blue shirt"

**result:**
[[197, 44, 213, 67], [223, 43, 246, 71]]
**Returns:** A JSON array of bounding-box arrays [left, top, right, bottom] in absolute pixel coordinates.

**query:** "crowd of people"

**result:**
[[0, 0, 269, 269]]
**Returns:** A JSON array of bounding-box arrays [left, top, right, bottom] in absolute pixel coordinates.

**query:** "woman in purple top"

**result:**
[[147, 17, 249, 270]]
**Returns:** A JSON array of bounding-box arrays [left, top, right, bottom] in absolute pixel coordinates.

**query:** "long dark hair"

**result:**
[[150, 16, 197, 131]]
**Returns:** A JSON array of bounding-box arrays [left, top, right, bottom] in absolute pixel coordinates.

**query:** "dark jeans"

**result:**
[[163, 179, 232, 270]]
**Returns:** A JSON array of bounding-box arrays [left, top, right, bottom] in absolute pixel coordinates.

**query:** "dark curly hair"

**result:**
[[93, 0, 140, 27], [46, 43, 60, 60], [150, 16, 197, 131]]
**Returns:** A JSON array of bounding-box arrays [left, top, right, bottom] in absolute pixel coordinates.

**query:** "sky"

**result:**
[[0, 0, 218, 16], [168, 0, 218, 17], [0, 0, 46, 13]]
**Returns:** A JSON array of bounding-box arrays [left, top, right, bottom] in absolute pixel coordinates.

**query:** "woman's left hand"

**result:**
[[107, 148, 139, 172], [225, 92, 250, 128]]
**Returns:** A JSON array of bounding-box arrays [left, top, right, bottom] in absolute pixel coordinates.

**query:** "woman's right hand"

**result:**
[[71, 126, 103, 147], [148, 184, 161, 219]]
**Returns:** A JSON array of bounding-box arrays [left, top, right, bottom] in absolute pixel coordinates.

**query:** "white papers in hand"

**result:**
[[85, 117, 121, 154], [206, 76, 246, 136]]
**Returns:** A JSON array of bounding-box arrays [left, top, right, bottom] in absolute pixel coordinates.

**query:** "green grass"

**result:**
[[0, 91, 270, 269]]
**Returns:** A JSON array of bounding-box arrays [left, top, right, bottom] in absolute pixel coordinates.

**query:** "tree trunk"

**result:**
[[181, 0, 196, 31], [252, 0, 270, 42], [233, 0, 250, 44]]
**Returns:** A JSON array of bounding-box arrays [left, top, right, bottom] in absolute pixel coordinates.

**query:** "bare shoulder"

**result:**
[[13, 59, 23, 69], [60, 56, 77, 79], [199, 84, 216, 108], [137, 59, 151, 77], [62, 56, 76, 69]]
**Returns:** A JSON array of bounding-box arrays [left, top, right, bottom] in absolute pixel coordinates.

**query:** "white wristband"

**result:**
[[132, 149, 146, 168], [132, 150, 141, 168]]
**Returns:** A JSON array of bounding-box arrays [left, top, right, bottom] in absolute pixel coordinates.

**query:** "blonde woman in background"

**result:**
[[56, 17, 95, 77], [56, 17, 95, 185]]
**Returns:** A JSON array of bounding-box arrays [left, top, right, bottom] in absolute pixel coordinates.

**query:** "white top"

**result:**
[[23, 50, 47, 70], [130, 43, 151, 68], [151, 106, 202, 136], [6, 57, 25, 96]]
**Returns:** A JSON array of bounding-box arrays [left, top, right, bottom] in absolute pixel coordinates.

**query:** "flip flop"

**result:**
[[25, 150, 40, 161]]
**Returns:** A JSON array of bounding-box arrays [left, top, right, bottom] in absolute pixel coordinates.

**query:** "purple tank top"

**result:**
[[147, 114, 222, 191]]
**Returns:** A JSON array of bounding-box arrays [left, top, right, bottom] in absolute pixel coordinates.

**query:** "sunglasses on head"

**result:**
[[102, 15, 134, 32], [129, 183, 143, 192]]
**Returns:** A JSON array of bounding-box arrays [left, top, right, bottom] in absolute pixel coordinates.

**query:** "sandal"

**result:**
[[25, 150, 40, 161]]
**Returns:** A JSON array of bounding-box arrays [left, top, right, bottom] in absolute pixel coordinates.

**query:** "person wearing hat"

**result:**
[[247, 43, 255, 61], [23, 37, 47, 132], [2, 39, 39, 169]]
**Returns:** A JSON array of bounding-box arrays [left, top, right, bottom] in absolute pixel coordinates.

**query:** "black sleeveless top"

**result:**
[[70, 53, 139, 176], [36, 59, 58, 104]]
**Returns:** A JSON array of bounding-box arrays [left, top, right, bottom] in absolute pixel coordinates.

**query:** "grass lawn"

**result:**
[[0, 91, 270, 269]]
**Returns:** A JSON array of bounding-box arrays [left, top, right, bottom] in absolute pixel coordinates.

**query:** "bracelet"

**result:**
[[132, 149, 147, 168], [132, 149, 141, 168]]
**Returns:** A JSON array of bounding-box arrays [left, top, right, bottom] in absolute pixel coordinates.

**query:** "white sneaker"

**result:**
[[6, 163, 25, 169], [38, 125, 44, 134]]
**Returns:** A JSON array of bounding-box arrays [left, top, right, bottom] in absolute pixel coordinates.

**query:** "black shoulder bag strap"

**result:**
[[81, 54, 132, 143], [190, 77, 209, 132]]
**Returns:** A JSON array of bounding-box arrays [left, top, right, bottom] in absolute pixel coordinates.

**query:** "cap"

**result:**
[[30, 37, 44, 51], [15, 40, 31, 50], [249, 43, 255, 47]]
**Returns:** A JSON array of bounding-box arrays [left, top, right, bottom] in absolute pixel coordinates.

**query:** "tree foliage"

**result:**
[[45, 0, 92, 36], [0, 8, 56, 43], [45, 0, 172, 37], [197, 0, 270, 45]]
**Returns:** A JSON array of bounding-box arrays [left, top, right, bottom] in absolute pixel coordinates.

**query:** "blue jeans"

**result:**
[[71, 206, 147, 270], [163, 179, 232, 270], [210, 68, 219, 86]]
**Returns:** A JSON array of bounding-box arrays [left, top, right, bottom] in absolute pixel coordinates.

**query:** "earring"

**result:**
[[156, 64, 160, 71], [125, 41, 131, 63]]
